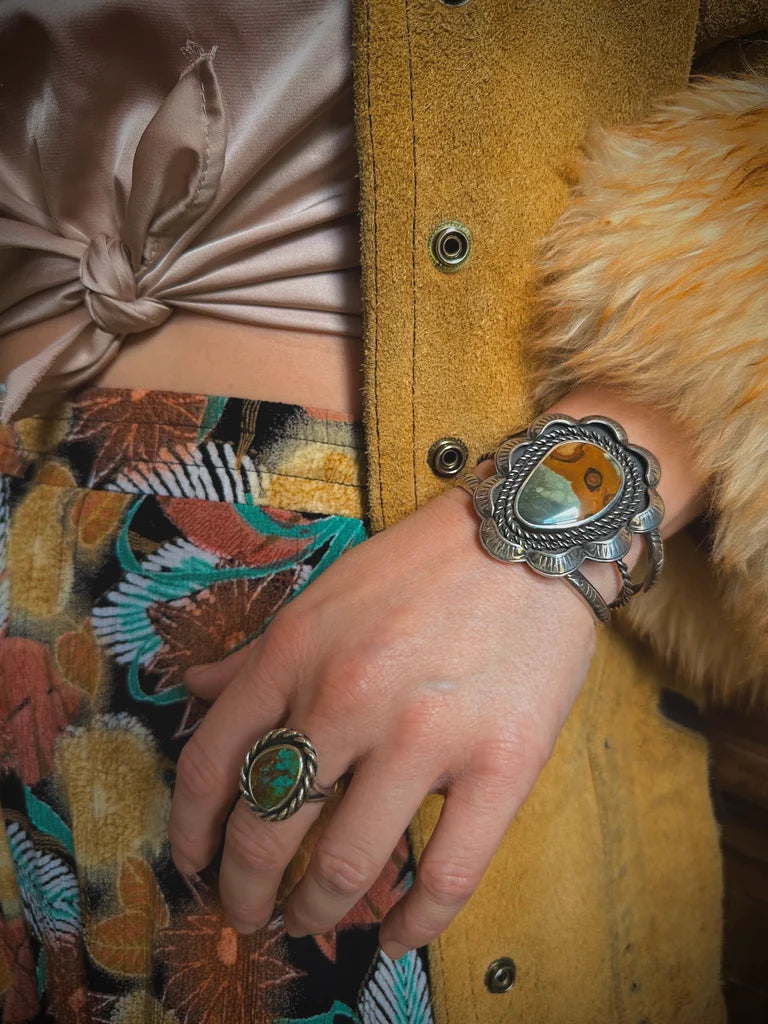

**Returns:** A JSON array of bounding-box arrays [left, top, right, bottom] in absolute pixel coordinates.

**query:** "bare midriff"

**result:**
[[0, 310, 365, 420]]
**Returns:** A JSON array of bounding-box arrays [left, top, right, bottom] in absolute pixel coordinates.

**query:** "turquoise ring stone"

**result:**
[[249, 744, 303, 813], [239, 728, 330, 821]]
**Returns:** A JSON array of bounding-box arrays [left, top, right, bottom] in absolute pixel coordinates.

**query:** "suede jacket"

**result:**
[[350, 2, 768, 1021]]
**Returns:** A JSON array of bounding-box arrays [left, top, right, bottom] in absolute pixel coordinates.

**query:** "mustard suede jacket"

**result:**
[[350, 2, 768, 1021]]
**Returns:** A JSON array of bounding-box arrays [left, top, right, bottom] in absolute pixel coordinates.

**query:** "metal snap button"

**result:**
[[427, 437, 468, 477], [439, 0, 470, 6], [428, 221, 473, 273], [485, 957, 516, 994]]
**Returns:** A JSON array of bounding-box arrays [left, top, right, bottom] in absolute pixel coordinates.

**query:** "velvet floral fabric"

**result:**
[[0, 387, 432, 1023]]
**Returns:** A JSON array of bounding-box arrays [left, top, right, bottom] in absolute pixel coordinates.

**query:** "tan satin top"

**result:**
[[0, 0, 361, 422]]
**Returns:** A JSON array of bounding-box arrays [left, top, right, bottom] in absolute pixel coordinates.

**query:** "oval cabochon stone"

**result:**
[[515, 441, 623, 528], [249, 745, 302, 812]]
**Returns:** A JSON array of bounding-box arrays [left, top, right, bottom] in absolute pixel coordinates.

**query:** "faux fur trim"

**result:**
[[528, 74, 768, 705]]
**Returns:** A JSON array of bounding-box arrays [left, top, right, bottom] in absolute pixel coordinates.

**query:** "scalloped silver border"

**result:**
[[473, 415, 664, 578]]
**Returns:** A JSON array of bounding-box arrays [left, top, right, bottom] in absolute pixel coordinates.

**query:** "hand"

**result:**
[[167, 479, 598, 959]]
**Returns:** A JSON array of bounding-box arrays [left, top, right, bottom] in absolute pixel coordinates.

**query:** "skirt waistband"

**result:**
[[0, 386, 367, 520]]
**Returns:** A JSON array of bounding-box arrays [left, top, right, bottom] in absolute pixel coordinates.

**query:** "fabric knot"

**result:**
[[80, 234, 172, 335]]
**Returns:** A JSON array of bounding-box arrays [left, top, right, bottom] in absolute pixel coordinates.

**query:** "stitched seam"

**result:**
[[405, 0, 418, 509], [0, 444, 364, 488], [584, 646, 626, 1023], [109, 468, 365, 488], [6, 480, 365, 519], [0, 437, 362, 456], [365, 0, 385, 529], [5, 427, 362, 450], [20, 417, 362, 442]]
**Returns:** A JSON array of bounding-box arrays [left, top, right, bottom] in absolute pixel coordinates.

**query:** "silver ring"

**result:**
[[239, 728, 335, 822]]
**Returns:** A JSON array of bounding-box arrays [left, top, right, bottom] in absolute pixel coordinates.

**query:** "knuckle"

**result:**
[[395, 697, 443, 750], [176, 739, 226, 801], [418, 861, 477, 907], [225, 813, 284, 873], [311, 843, 378, 899], [473, 727, 551, 787], [312, 653, 379, 720]]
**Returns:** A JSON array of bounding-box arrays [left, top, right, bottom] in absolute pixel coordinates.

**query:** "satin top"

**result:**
[[0, 0, 361, 421]]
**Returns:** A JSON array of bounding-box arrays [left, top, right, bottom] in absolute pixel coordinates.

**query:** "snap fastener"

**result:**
[[485, 957, 516, 994], [427, 437, 468, 477], [439, 0, 470, 6], [428, 221, 473, 273]]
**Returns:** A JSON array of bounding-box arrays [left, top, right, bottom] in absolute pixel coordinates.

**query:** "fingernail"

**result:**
[[380, 940, 411, 961], [282, 915, 308, 939], [229, 918, 257, 936], [171, 851, 199, 876]]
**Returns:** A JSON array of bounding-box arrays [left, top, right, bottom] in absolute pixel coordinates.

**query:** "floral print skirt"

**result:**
[[0, 387, 432, 1024]]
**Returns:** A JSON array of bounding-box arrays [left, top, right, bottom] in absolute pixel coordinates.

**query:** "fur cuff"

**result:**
[[528, 75, 768, 705]]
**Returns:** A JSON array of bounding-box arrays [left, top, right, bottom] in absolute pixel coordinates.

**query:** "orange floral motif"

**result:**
[[75, 490, 132, 550], [0, 636, 84, 784], [56, 622, 105, 704], [158, 892, 303, 1024], [118, 857, 170, 928], [145, 572, 303, 738], [162, 499, 317, 567], [87, 859, 170, 979], [68, 390, 206, 483], [88, 912, 156, 979]]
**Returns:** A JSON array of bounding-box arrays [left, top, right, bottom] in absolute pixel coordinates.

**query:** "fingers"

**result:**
[[168, 647, 290, 875], [217, 729, 352, 934], [183, 641, 255, 701], [378, 767, 527, 960], [281, 750, 429, 939]]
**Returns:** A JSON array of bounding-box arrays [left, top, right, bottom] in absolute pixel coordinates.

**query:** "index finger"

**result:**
[[168, 652, 290, 875]]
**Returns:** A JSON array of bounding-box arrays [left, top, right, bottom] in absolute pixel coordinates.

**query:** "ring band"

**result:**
[[239, 728, 335, 822]]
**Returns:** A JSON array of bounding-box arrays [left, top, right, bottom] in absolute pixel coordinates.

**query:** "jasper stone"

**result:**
[[249, 745, 302, 812], [515, 442, 623, 528]]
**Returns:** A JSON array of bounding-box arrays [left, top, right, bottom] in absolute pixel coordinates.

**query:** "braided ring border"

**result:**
[[239, 728, 320, 822]]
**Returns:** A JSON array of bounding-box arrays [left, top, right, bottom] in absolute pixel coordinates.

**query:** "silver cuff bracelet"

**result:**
[[457, 413, 665, 624]]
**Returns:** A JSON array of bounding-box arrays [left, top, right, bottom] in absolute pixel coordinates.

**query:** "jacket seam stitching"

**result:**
[[365, 0, 386, 528], [405, 0, 418, 508]]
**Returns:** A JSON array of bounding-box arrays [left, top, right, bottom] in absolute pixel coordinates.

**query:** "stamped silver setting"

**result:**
[[466, 414, 664, 623]]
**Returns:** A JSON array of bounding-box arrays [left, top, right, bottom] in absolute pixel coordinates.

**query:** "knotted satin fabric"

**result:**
[[0, 1, 361, 421]]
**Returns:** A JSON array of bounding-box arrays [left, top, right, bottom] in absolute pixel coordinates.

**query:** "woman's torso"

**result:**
[[0, 314, 364, 418], [0, 0, 363, 420]]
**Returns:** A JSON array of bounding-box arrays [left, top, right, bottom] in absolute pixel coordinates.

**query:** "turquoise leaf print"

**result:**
[[276, 1001, 360, 1024], [357, 950, 433, 1023], [6, 821, 82, 940], [23, 786, 74, 855], [92, 496, 367, 706]]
